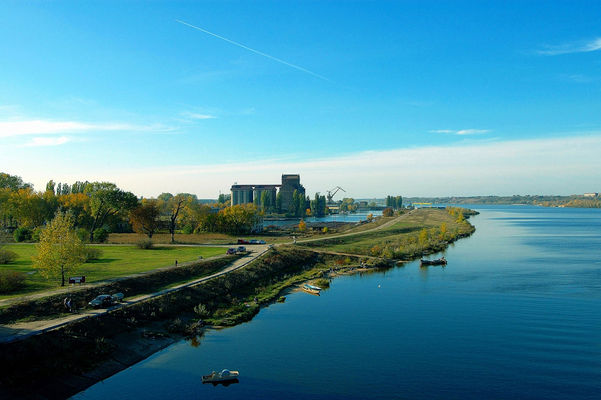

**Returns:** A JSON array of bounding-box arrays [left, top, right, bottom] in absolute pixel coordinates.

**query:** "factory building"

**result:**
[[230, 185, 254, 205], [231, 174, 305, 212], [278, 174, 305, 212]]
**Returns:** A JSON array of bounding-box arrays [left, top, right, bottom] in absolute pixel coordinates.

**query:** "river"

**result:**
[[73, 205, 601, 399]]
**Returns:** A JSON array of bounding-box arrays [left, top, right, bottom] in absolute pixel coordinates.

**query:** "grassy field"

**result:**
[[0, 244, 225, 299], [298, 208, 475, 258], [108, 232, 235, 244]]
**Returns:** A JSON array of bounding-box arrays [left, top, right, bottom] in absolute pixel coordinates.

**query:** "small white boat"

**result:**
[[202, 369, 240, 384], [302, 284, 322, 295]]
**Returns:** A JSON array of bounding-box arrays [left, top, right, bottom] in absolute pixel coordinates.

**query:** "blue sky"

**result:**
[[1, 0, 600, 197]]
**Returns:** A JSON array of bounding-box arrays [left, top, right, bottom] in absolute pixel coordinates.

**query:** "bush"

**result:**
[[382, 207, 394, 217], [0, 270, 26, 293], [31, 227, 43, 242], [193, 303, 211, 318], [76, 228, 90, 243], [84, 247, 103, 262], [136, 239, 154, 249], [0, 248, 18, 264], [93, 228, 109, 243], [314, 278, 330, 288], [13, 227, 32, 242], [182, 225, 194, 234]]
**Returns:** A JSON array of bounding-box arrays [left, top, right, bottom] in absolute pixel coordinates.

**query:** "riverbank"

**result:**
[[0, 209, 476, 399]]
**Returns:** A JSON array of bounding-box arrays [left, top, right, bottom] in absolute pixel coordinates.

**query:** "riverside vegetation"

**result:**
[[0, 207, 476, 399], [298, 207, 476, 259]]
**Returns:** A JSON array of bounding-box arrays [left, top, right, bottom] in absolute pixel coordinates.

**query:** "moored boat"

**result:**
[[202, 369, 239, 384], [420, 257, 447, 266], [301, 283, 322, 295]]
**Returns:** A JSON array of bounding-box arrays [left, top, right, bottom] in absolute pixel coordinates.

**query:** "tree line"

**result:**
[[0, 172, 263, 242]]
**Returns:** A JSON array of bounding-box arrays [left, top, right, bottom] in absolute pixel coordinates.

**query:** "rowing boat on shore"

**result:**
[[301, 284, 322, 295]]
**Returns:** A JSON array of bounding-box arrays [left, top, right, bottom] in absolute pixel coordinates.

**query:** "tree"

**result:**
[[217, 193, 231, 205], [310, 193, 327, 217], [276, 191, 282, 213], [45, 180, 56, 194], [130, 200, 161, 238], [160, 193, 190, 243], [260, 191, 268, 211], [11, 188, 57, 228], [298, 219, 307, 232], [382, 207, 394, 217], [0, 172, 32, 191], [85, 182, 138, 242], [58, 193, 91, 228], [33, 212, 85, 287]]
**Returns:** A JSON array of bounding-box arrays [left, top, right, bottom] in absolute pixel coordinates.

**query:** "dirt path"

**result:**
[[0, 245, 269, 344]]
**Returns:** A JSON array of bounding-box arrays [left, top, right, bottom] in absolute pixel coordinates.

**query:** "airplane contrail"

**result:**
[[176, 19, 331, 82]]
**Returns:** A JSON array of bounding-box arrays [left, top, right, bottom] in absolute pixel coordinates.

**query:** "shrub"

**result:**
[[76, 228, 90, 243], [136, 239, 154, 249], [382, 207, 394, 217], [13, 227, 32, 242], [193, 303, 211, 318], [182, 225, 194, 234], [93, 228, 109, 243], [314, 278, 330, 288], [0, 270, 26, 293], [31, 227, 43, 242], [0, 248, 18, 264], [84, 247, 103, 262]]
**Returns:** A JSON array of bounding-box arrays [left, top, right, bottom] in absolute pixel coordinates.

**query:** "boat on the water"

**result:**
[[420, 257, 447, 266], [202, 369, 240, 384], [302, 283, 322, 295]]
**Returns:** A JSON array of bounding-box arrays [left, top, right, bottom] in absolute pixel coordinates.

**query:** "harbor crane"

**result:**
[[326, 186, 346, 203]]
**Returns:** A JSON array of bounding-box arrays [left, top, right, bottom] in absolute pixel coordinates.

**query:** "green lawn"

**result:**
[[0, 244, 225, 299]]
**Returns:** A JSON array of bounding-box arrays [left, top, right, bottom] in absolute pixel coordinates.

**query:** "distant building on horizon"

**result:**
[[230, 174, 305, 212], [583, 192, 599, 198]]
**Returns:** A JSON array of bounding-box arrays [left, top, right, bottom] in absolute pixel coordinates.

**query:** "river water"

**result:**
[[74, 206, 601, 400], [264, 210, 383, 227]]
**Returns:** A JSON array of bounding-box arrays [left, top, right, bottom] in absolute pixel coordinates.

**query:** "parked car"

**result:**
[[88, 293, 124, 308], [237, 239, 249, 244], [111, 292, 124, 302], [88, 294, 113, 308], [226, 248, 237, 255], [249, 239, 259, 244], [237, 246, 246, 253]]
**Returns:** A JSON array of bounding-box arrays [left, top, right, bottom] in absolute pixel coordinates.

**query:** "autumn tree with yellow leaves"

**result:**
[[33, 212, 85, 286]]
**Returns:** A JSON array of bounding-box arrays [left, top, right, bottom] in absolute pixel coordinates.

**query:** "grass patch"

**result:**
[[0, 244, 225, 299], [108, 232, 234, 245], [298, 208, 475, 259]]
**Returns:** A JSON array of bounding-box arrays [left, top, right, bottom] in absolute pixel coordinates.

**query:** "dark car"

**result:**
[[88, 293, 124, 308], [237, 246, 246, 253], [226, 248, 237, 255], [88, 294, 113, 308]]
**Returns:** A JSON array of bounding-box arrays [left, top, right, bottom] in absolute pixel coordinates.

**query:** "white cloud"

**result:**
[[0, 119, 175, 138], [19, 134, 601, 198], [180, 112, 217, 120], [456, 129, 489, 135], [430, 129, 490, 135], [537, 37, 601, 56], [24, 136, 71, 147]]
